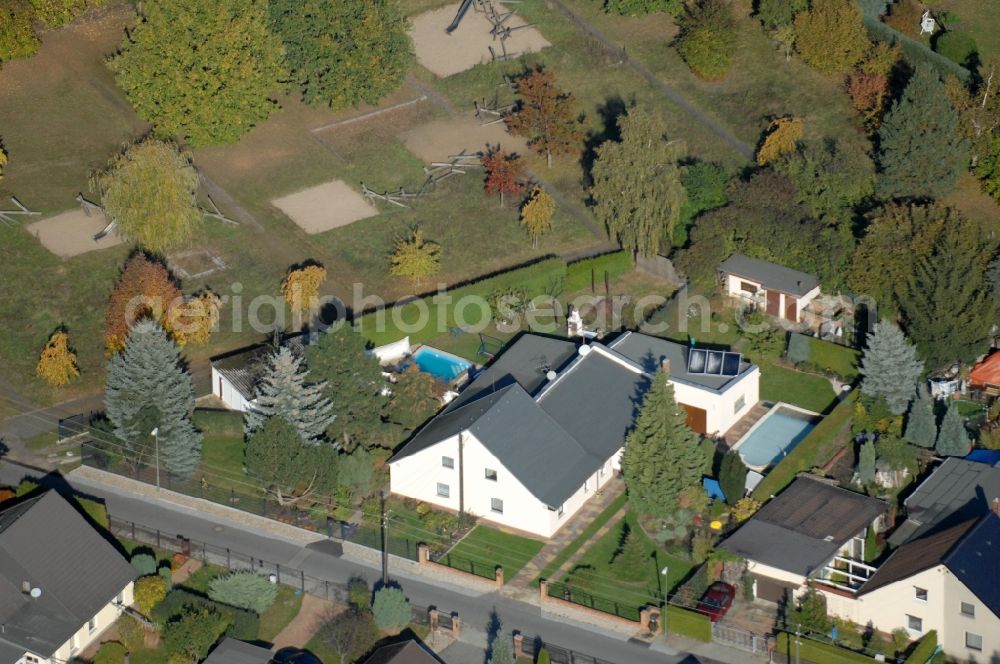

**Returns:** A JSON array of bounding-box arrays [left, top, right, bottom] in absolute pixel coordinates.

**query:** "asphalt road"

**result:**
[[0, 461, 735, 664]]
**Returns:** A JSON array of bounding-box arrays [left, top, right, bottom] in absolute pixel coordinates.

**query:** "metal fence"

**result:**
[[544, 581, 642, 622], [520, 635, 619, 664], [431, 551, 496, 580], [712, 622, 770, 655]]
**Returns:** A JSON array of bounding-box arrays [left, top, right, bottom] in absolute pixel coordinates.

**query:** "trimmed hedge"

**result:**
[[564, 251, 634, 294], [666, 605, 712, 642], [775, 632, 873, 664], [863, 16, 970, 82], [752, 391, 857, 501], [905, 630, 938, 664], [151, 588, 259, 640]]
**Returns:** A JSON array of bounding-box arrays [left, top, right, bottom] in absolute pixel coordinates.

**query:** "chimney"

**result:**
[[20, 581, 29, 594], [661, 358, 671, 374], [992, 497, 1000, 518]]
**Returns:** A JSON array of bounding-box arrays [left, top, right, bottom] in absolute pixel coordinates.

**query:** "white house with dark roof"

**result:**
[[718, 253, 820, 323], [389, 332, 759, 537], [0, 491, 137, 664]]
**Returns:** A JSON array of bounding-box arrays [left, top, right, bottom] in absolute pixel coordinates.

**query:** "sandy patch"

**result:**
[[271, 180, 379, 234], [410, 2, 551, 78], [401, 114, 530, 164], [26, 209, 123, 258]]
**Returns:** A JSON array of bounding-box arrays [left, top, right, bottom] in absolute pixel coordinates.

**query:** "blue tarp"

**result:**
[[966, 449, 1000, 466], [703, 477, 726, 502]]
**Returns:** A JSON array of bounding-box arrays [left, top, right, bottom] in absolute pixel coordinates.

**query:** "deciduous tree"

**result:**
[[505, 68, 584, 168], [162, 604, 228, 663], [859, 320, 923, 415], [245, 416, 338, 505], [519, 185, 555, 248], [110, 0, 286, 146], [621, 369, 709, 516], [306, 325, 389, 450], [168, 290, 222, 346], [603, 0, 682, 16], [591, 107, 686, 257], [0, 0, 39, 62], [794, 0, 869, 74], [390, 228, 440, 285], [269, 0, 411, 109], [389, 365, 444, 431], [282, 263, 327, 324], [480, 146, 524, 207], [755, 0, 807, 28], [29, 0, 106, 27], [245, 346, 335, 445], [877, 65, 969, 200], [945, 61, 1000, 171], [674, 0, 736, 80], [104, 254, 183, 352], [92, 139, 201, 254], [936, 403, 971, 457], [756, 117, 804, 165], [777, 138, 875, 220], [904, 384, 936, 448], [847, 73, 890, 130], [105, 321, 202, 476], [319, 609, 378, 664], [36, 330, 79, 387]]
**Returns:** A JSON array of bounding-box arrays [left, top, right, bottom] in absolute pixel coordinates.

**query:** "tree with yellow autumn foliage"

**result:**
[[168, 289, 223, 345], [756, 117, 804, 165], [281, 264, 327, 325], [36, 330, 80, 387], [0, 144, 6, 181], [520, 186, 555, 248], [390, 228, 441, 285]]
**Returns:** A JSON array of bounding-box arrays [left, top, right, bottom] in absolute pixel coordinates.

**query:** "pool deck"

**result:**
[[722, 402, 772, 448]]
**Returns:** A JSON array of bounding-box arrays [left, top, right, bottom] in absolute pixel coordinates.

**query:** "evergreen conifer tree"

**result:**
[[936, 403, 971, 457], [859, 321, 923, 415], [244, 346, 335, 445], [858, 438, 877, 487], [718, 449, 747, 505], [611, 525, 649, 582], [904, 384, 937, 448], [487, 630, 516, 664], [876, 65, 969, 200], [621, 369, 710, 515], [105, 320, 202, 476]]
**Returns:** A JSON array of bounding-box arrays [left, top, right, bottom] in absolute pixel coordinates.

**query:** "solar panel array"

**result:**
[[687, 349, 743, 376]]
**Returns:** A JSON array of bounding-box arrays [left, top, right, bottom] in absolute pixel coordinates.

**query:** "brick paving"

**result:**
[[722, 402, 771, 447]]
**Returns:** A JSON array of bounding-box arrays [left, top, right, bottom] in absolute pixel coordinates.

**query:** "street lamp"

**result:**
[[151, 427, 160, 490], [661, 565, 669, 637]]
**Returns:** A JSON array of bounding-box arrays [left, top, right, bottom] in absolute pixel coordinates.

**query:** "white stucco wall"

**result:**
[[43, 581, 135, 664], [747, 560, 808, 589], [212, 368, 253, 412], [389, 431, 616, 538], [671, 366, 759, 436], [723, 274, 821, 323]]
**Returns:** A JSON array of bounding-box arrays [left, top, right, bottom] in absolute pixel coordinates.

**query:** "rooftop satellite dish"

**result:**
[[546, 370, 557, 381], [29, 587, 41, 599]]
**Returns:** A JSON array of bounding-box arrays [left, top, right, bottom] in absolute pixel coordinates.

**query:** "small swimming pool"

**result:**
[[732, 404, 821, 471], [411, 346, 472, 382]]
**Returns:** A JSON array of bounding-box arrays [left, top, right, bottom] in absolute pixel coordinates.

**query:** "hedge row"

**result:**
[[751, 391, 857, 501], [666, 605, 712, 642], [863, 16, 971, 82], [355, 252, 632, 347], [904, 631, 938, 664], [775, 632, 874, 664]]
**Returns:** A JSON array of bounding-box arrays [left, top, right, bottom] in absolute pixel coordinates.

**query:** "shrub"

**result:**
[[787, 333, 812, 365], [208, 571, 278, 614], [152, 589, 259, 640], [93, 641, 126, 664], [130, 553, 157, 577], [372, 586, 411, 632], [163, 604, 229, 662], [159, 564, 174, 590], [135, 576, 168, 616], [935, 31, 977, 67], [675, 0, 736, 80], [348, 576, 370, 612], [115, 614, 146, 651]]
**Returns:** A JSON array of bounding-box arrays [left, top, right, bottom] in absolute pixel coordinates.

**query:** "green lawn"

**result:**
[[759, 362, 838, 414], [934, 0, 1000, 62], [193, 409, 249, 491], [443, 525, 545, 582], [259, 585, 304, 642], [558, 512, 694, 619], [536, 492, 627, 584], [803, 336, 861, 381]]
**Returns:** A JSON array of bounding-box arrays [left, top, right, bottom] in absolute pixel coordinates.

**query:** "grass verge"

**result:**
[[535, 491, 627, 584]]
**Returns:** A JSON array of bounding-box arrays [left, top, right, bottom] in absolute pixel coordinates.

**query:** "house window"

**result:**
[[25, 656, 39, 664], [491, 498, 504, 514], [116, 591, 123, 604], [88, 617, 96, 633], [734, 395, 746, 413], [740, 281, 758, 294], [442, 456, 454, 469], [966, 632, 983, 651], [914, 587, 928, 602], [437, 483, 450, 498], [557, 504, 564, 517], [906, 615, 923, 634], [961, 602, 976, 617], [485, 468, 498, 481]]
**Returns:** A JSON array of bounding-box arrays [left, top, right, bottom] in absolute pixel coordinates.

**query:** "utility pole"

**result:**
[[151, 428, 160, 490], [380, 490, 389, 585]]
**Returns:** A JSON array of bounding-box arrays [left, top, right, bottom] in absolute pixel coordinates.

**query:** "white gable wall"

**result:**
[[722, 274, 821, 323], [41, 581, 135, 664], [212, 367, 252, 412], [671, 366, 759, 436]]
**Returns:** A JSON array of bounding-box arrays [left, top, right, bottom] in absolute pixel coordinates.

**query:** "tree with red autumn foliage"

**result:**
[[504, 68, 584, 168], [480, 146, 524, 207], [104, 253, 182, 352], [847, 72, 889, 131]]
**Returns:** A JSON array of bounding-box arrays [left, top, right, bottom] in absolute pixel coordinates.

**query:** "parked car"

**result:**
[[696, 581, 736, 622]]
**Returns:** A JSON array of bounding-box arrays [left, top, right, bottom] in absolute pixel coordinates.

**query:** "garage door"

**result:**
[[754, 575, 797, 604], [766, 290, 780, 316], [680, 403, 708, 434], [784, 297, 797, 322]]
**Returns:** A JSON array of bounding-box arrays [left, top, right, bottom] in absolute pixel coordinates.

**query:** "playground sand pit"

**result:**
[[401, 114, 530, 164], [26, 209, 123, 258], [410, 2, 551, 78], [271, 180, 378, 234]]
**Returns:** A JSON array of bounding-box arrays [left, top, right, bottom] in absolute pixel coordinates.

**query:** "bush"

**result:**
[[935, 31, 977, 67], [131, 553, 158, 577], [135, 575, 168, 616], [152, 589, 259, 640], [115, 614, 146, 651], [163, 604, 229, 662], [372, 586, 411, 632], [208, 571, 278, 614], [93, 641, 126, 664], [348, 576, 370, 612], [787, 333, 812, 365], [675, 0, 737, 81], [159, 564, 174, 590]]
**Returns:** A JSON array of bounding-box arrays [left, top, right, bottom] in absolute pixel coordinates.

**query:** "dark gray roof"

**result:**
[[362, 639, 444, 664], [889, 458, 1000, 546], [718, 253, 819, 297], [943, 512, 1000, 617], [721, 476, 887, 576], [211, 335, 307, 401], [608, 331, 756, 393], [446, 334, 577, 410], [203, 638, 273, 664], [0, 491, 137, 658], [861, 518, 978, 596]]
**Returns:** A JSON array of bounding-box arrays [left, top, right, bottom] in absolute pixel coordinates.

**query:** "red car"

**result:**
[[696, 581, 736, 622]]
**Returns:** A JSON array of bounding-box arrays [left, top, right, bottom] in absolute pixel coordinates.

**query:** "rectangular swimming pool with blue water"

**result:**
[[411, 346, 472, 382], [733, 405, 819, 470]]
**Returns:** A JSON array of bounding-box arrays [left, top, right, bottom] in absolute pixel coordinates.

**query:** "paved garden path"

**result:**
[[270, 593, 335, 649], [507, 478, 625, 590]]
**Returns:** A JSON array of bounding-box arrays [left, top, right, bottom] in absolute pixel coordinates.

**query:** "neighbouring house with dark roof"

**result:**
[[202, 638, 272, 664], [720, 475, 887, 603], [718, 253, 821, 324], [0, 491, 137, 664], [822, 512, 1000, 662], [390, 331, 758, 537], [360, 639, 444, 664]]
